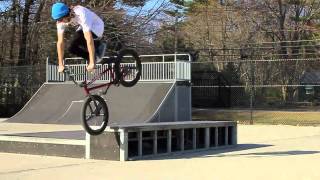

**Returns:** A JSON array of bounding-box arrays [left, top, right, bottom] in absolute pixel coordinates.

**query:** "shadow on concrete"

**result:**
[[234, 150, 320, 157], [145, 144, 320, 160], [144, 144, 270, 160]]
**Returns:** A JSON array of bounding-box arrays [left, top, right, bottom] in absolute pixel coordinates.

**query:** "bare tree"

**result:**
[[18, 0, 34, 65]]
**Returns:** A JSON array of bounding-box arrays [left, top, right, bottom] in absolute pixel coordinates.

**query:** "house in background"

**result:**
[[299, 71, 320, 102]]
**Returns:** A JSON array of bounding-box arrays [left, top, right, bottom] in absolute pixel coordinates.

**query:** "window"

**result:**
[[305, 86, 314, 95]]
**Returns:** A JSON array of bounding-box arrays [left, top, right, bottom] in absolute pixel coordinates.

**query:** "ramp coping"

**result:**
[[8, 83, 46, 120], [144, 83, 176, 123], [108, 121, 236, 131]]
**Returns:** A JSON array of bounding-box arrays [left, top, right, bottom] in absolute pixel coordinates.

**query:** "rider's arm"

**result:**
[[83, 31, 95, 66], [56, 22, 66, 72], [57, 32, 65, 69]]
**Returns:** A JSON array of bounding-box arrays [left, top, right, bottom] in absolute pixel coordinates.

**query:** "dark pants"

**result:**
[[68, 30, 100, 60]]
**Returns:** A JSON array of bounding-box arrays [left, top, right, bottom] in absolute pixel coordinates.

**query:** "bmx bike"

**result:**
[[64, 49, 142, 135]]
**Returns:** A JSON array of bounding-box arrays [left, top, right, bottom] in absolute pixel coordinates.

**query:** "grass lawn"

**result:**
[[193, 109, 320, 126]]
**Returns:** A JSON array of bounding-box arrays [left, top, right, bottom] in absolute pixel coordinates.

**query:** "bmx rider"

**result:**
[[51, 2, 106, 72]]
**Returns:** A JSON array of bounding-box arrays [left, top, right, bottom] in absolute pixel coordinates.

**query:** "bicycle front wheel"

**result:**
[[115, 49, 142, 87], [81, 95, 108, 135]]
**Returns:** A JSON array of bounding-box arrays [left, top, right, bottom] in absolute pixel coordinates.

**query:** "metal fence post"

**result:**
[[46, 57, 49, 82], [250, 60, 255, 125]]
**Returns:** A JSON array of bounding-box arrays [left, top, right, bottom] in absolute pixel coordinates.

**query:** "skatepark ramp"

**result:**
[[7, 82, 191, 125]]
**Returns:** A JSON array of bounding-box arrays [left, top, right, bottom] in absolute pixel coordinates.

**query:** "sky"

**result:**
[[0, 0, 172, 13], [116, 0, 172, 16], [143, 0, 170, 10], [0, 1, 11, 12]]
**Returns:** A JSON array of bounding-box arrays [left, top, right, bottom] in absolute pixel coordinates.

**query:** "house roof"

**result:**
[[300, 71, 320, 84]]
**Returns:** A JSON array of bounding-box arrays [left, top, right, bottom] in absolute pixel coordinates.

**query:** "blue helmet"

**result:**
[[51, 2, 70, 20]]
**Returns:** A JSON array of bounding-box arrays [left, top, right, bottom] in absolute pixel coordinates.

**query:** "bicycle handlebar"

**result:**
[[63, 67, 81, 87]]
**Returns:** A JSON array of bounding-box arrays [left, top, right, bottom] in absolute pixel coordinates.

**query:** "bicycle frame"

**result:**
[[65, 63, 118, 96], [65, 50, 140, 96], [82, 65, 117, 96]]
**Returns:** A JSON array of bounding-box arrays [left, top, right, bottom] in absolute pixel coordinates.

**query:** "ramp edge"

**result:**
[[0, 135, 85, 145], [7, 83, 46, 120], [144, 82, 176, 123]]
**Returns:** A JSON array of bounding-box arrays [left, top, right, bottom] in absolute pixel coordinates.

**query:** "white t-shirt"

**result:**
[[56, 6, 104, 37]]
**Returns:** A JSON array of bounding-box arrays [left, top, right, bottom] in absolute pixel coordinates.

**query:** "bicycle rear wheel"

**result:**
[[81, 95, 108, 135], [115, 49, 142, 87]]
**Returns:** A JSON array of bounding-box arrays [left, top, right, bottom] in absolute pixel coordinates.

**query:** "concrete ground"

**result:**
[[0, 124, 319, 180]]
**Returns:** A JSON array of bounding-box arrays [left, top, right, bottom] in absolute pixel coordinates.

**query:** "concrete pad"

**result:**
[[0, 125, 320, 180]]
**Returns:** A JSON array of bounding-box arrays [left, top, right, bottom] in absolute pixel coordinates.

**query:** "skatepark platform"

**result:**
[[0, 55, 237, 161], [0, 121, 236, 161]]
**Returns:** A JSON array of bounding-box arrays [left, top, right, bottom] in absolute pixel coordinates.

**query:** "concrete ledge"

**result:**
[[0, 131, 86, 159], [0, 138, 85, 158], [110, 121, 236, 131], [0, 135, 85, 145], [92, 121, 237, 161], [0, 118, 8, 122]]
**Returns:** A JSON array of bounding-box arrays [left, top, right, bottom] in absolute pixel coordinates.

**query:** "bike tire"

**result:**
[[81, 95, 109, 136], [115, 49, 142, 87]]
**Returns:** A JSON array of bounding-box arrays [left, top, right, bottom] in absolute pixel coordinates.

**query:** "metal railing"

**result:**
[[47, 54, 191, 82]]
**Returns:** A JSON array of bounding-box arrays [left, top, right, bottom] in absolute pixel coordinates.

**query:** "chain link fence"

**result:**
[[2, 58, 320, 126], [191, 58, 320, 126], [0, 65, 46, 117]]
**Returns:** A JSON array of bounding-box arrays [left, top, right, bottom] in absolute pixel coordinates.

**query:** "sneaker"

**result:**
[[95, 41, 107, 64]]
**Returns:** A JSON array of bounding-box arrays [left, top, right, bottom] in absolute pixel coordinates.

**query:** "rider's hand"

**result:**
[[58, 65, 65, 73], [87, 63, 95, 73]]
